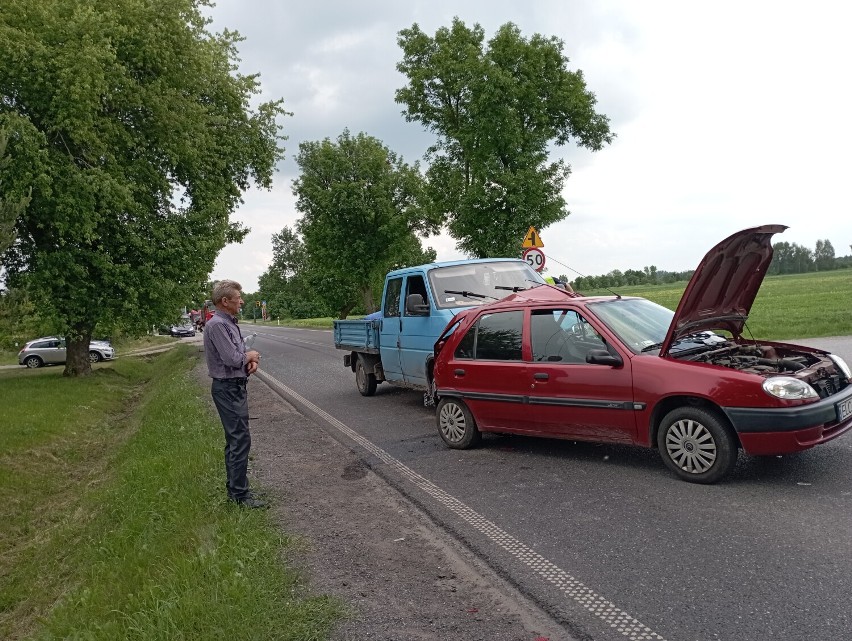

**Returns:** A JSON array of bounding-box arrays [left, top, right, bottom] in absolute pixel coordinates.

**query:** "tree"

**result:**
[[396, 18, 613, 258], [293, 130, 438, 319], [256, 226, 333, 320], [0, 128, 31, 256], [814, 239, 836, 271], [0, 0, 286, 375]]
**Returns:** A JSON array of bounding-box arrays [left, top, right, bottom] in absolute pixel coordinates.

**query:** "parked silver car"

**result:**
[[18, 337, 116, 368]]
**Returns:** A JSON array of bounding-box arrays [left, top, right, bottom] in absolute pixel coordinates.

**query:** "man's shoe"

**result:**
[[229, 496, 269, 509]]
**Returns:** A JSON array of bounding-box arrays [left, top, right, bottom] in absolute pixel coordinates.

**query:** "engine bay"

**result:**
[[679, 341, 849, 398]]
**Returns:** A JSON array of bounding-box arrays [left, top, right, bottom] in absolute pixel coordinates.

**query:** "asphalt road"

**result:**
[[253, 326, 852, 641]]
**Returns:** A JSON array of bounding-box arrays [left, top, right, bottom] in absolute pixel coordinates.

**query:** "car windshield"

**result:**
[[428, 261, 546, 309], [586, 298, 675, 353]]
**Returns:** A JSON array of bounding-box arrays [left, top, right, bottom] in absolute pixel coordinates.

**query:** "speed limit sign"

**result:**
[[523, 247, 546, 272]]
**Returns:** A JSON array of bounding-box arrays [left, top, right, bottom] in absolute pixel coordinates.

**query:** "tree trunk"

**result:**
[[361, 286, 376, 315], [337, 303, 355, 320], [63, 327, 93, 377]]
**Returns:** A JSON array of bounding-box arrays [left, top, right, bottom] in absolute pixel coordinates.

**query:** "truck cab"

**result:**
[[335, 258, 549, 398]]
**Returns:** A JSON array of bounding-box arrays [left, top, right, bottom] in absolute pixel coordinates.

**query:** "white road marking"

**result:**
[[259, 371, 667, 641]]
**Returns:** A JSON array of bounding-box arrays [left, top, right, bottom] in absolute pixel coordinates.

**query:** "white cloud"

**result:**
[[207, 0, 852, 290]]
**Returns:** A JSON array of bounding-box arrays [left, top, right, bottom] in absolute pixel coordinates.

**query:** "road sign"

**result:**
[[522, 226, 544, 248], [523, 247, 546, 272]]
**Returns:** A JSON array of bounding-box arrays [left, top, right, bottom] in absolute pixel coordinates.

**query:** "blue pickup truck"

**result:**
[[333, 258, 548, 400]]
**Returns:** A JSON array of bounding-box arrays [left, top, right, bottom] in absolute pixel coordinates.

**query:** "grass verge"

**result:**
[[0, 347, 342, 640], [580, 270, 852, 339]]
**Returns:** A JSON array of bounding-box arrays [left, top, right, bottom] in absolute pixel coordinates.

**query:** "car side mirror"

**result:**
[[585, 349, 623, 367], [405, 294, 430, 316]]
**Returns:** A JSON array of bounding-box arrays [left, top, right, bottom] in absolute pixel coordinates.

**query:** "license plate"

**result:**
[[838, 397, 852, 422]]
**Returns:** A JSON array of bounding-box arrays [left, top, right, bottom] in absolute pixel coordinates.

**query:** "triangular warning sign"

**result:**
[[522, 226, 544, 248]]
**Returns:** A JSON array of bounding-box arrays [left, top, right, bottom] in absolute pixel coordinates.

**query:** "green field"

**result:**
[[575, 270, 852, 339], [0, 347, 341, 640], [261, 270, 851, 340]]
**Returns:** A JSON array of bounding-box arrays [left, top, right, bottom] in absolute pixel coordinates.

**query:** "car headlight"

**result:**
[[829, 354, 851, 381], [762, 377, 818, 400]]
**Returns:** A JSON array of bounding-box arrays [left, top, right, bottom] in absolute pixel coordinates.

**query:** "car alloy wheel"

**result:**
[[25, 355, 43, 368], [436, 397, 481, 449], [89, 351, 102, 363], [658, 406, 737, 484]]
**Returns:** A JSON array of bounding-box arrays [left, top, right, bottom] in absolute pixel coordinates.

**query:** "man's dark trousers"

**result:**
[[211, 377, 251, 501]]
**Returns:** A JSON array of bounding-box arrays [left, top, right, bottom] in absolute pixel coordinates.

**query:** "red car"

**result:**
[[432, 225, 852, 483]]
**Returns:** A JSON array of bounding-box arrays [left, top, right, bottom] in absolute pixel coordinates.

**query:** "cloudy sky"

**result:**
[[205, 0, 852, 291]]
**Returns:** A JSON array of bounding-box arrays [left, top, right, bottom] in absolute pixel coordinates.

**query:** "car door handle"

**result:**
[[454, 369, 466, 376], [533, 372, 549, 380]]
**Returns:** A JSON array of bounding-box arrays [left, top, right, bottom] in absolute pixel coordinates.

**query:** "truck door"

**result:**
[[398, 273, 440, 386], [379, 277, 404, 380]]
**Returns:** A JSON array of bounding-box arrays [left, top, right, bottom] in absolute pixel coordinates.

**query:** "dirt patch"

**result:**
[[197, 361, 568, 640]]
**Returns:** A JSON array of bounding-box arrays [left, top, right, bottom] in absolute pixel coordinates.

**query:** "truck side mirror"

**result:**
[[405, 294, 430, 316]]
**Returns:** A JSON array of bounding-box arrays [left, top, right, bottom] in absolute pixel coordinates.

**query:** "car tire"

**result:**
[[89, 351, 102, 363], [436, 397, 481, 449], [355, 357, 377, 396], [657, 406, 737, 484], [24, 355, 43, 369]]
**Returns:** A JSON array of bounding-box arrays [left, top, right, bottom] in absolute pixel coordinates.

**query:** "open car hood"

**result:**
[[659, 224, 787, 356]]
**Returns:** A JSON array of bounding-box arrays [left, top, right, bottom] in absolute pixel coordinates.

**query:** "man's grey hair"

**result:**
[[211, 280, 242, 305]]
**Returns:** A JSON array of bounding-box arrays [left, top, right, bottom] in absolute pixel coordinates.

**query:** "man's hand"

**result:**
[[245, 350, 261, 375]]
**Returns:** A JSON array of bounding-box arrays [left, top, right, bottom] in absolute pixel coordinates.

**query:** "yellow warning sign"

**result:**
[[522, 226, 544, 248]]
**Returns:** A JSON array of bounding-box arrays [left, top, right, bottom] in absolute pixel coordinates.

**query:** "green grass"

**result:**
[[580, 270, 852, 339], [243, 317, 337, 329], [0, 347, 342, 640]]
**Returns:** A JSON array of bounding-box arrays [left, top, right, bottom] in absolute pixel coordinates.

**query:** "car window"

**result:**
[[384, 277, 403, 318], [457, 310, 523, 361], [587, 298, 673, 353], [531, 309, 606, 363], [32, 341, 53, 349], [454, 323, 476, 359]]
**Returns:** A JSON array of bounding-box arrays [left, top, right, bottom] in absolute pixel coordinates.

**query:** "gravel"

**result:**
[[222, 368, 570, 641]]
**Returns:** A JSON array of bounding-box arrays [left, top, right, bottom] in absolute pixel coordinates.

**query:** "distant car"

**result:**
[[18, 337, 116, 368], [431, 225, 852, 484], [169, 323, 196, 338]]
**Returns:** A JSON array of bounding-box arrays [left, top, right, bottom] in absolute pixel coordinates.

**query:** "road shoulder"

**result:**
[[238, 368, 567, 641]]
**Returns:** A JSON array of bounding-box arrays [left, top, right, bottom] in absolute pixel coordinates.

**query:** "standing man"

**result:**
[[203, 280, 266, 508]]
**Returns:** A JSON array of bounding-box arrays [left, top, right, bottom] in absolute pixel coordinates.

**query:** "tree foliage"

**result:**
[[813, 239, 836, 271], [256, 227, 332, 320], [396, 18, 613, 258], [0, 0, 286, 375], [292, 130, 438, 319], [768, 242, 815, 275], [0, 128, 31, 256]]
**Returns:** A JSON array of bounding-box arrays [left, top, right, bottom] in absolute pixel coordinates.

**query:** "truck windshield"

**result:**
[[428, 261, 546, 309]]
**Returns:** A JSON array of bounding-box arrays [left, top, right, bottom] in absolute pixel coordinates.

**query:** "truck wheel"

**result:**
[[436, 398, 481, 449], [657, 406, 737, 484], [355, 357, 377, 396]]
